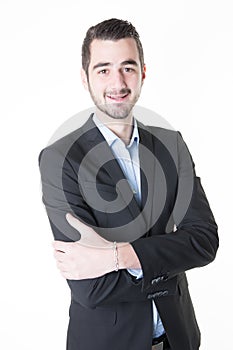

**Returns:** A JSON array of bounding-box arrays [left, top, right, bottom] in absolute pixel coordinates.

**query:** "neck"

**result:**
[[95, 110, 133, 145]]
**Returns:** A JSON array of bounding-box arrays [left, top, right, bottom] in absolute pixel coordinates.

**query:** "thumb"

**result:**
[[65, 213, 110, 248], [66, 213, 84, 231], [66, 213, 96, 240]]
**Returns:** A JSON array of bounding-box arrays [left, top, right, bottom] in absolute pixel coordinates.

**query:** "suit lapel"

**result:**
[[139, 123, 174, 236], [80, 116, 142, 221], [77, 115, 173, 241], [138, 124, 157, 234], [79, 117, 168, 240]]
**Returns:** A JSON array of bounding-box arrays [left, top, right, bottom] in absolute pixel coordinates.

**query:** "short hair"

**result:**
[[82, 18, 144, 76]]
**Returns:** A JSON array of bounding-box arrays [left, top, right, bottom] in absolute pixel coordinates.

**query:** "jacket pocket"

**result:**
[[70, 300, 117, 327]]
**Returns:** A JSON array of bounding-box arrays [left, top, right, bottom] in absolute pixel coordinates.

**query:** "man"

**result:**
[[39, 18, 218, 350]]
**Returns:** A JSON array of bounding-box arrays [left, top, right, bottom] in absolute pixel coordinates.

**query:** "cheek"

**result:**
[[131, 80, 143, 92], [90, 77, 106, 92], [127, 75, 143, 89]]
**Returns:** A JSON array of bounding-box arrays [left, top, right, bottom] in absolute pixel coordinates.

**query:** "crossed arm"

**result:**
[[39, 134, 218, 307], [53, 213, 141, 280]]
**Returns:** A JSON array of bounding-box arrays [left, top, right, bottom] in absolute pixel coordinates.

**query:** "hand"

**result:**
[[53, 214, 115, 280], [65, 213, 112, 248]]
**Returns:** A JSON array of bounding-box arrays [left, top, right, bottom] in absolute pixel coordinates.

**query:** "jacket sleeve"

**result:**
[[39, 146, 160, 308], [131, 132, 219, 291]]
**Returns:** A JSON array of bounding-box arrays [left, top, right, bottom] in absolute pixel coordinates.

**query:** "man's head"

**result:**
[[81, 18, 146, 120], [82, 18, 145, 77]]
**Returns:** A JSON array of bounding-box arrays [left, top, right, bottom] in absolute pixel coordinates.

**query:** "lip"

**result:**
[[106, 93, 129, 102]]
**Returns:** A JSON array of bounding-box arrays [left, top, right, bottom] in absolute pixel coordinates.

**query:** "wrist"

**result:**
[[117, 243, 141, 270]]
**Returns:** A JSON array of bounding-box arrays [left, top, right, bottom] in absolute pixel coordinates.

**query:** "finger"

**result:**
[[56, 260, 68, 271], [60, 271, 74, 280], [66, 214, 112, 249], [53, 240, 71, 253], [66, 213, 99, 241], [66, 213, 87, 232], [54, 250, 66, 261]]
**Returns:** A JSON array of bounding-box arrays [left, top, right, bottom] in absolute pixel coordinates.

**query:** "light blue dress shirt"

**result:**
[[93, 115, 165, 338]]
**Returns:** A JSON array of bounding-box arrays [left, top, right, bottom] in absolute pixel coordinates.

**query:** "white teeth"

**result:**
[[107, 94, 127, 99]]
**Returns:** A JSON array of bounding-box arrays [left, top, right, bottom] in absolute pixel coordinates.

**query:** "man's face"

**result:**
[[82, 38, 146, 119]]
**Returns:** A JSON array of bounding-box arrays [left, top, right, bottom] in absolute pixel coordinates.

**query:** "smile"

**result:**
[[106, 93, 129, 102]]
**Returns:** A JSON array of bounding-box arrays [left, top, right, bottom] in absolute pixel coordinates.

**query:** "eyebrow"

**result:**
[[121, 60, 138, 67], [92, 59, 138, 71], [93, 62, 111, 70]]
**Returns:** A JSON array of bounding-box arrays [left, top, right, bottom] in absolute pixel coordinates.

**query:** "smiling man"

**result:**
[[82, 37, 145, 121], [39, 19, 218, 350]]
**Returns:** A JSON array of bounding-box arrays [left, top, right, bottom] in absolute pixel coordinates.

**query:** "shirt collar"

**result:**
[[92, 114, 140, 148]]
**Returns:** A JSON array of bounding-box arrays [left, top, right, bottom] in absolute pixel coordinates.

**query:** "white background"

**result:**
[[0, 1, 232, 349]]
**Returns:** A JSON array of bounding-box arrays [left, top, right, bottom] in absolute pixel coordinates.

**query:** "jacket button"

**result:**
[[147, 290, 169, 299], [161, 274, 169, 282], [151, 277, 161, 285], [147, 293, 155, 299], [151, 274, 169, 285], [161, 290, 168, 296]]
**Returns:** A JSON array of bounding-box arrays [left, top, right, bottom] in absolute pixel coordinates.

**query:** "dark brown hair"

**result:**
[[82, 18, 144, 76]]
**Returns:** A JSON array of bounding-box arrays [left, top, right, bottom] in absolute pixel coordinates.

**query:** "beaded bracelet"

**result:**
[[113, 241, 119, 271]]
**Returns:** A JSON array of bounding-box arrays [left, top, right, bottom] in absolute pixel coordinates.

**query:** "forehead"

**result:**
[[89, 38, 140, 66]]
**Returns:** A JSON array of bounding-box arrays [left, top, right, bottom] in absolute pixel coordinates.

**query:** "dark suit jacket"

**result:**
[[39, 116, 218, 350]]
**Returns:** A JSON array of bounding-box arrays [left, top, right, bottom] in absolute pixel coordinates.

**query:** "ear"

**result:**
[[81, 68, 88, 90], [142, 64, 146, 83]]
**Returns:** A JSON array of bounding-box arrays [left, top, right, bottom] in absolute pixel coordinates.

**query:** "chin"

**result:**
[[105, 104, 134, 120]]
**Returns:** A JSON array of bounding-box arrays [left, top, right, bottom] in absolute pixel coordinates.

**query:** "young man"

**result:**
[[39, 19, 218, 350]]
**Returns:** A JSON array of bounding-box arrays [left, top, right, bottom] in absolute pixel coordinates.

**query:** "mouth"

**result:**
[[105, 92, 130, 103]]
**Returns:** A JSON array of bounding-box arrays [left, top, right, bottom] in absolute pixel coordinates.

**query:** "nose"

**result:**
[[110, 69, 127, 90]]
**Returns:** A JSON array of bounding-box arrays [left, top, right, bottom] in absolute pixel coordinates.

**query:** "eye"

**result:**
[[124, 67, 134, 73], [98, 69, 108, 75]]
